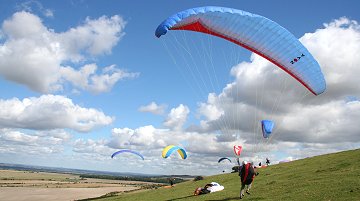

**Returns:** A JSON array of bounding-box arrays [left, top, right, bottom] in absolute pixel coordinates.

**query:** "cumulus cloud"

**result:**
[[0, 94, 113, 132], [65, 17, 360, 175], [107, 127, 135, 148], [107, 125, 246, 158], [2, 17, 360, 176], [0, 129, 71, 154], [163, 104, 190, 130], [16, 0, 54, 18], [60, 64, 139, 94], [198, 93, 224, 121], [190, 17, 360, 146], [301, 17, 360, 100], [58, 15, 125, 59], [138, 102, 167, 115], [73, 138, 112, 156], [106, 17, 360, 175], [103, 124, 254, 175], [279, 100, 360, 143], [0, 11, 137, 93], [109, 125, 168, 149], [98, 17, 360, 174]]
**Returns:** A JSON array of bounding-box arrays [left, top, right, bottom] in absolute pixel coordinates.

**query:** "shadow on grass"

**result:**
[[205, 196, 267, 201], [165, 195, 196, 201], [204, 197, 239, 201], [165, 195, 241, 201]]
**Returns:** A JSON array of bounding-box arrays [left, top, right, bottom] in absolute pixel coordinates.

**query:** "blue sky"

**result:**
[[0, 0, 360, 175]]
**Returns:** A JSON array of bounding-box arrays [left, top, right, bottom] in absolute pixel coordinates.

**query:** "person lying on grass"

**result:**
[[194, 182, 224, 195]]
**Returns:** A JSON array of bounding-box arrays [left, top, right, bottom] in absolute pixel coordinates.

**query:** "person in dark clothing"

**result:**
[[266, 158, 270, 166], [239, 161, 257, 199], [194, 183, 213, 195], [169, 178, 174, 187]]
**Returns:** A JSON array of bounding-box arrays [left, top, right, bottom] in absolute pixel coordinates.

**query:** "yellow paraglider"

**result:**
[[162, 145, 187, 159]]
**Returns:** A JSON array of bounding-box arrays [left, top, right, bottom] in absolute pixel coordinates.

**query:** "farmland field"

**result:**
[[0, 170, 154, 201]]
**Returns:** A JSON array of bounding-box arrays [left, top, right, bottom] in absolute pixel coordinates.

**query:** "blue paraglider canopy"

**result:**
[[261, 120, 275, 138], [111, 149, 144, 160], [155, 6, 326, 96], [218, 157, 232, 163]]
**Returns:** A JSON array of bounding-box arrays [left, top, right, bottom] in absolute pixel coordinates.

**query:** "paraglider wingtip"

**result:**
[[155, 24, 170, 38]]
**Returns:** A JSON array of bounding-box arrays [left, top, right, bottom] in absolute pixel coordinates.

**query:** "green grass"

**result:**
[[88, 149, 360, 201]]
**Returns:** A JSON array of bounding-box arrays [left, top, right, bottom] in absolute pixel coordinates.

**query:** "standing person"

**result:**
[[266, 158, 270, 166], [169, 177, 174, 187], [239, 161, 257, 199]]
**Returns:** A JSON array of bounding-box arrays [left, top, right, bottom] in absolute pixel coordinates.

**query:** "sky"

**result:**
[[0, 0, 359, 176]]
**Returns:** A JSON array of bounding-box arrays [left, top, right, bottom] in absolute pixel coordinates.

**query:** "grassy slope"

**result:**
[[91, 149, 360, 201]]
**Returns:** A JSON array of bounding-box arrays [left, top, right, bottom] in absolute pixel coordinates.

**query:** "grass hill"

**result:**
[[86, 149, 360, 201]]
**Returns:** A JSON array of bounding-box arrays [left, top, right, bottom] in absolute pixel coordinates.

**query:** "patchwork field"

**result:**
[[0, 170, 154, 201]]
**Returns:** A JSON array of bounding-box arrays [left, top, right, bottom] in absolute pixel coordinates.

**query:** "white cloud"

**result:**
[[138, 101, 167, 115], [0, 129, 38, 144], [0, 95, 113, 132], [279, 100, 360, 143], [73, 138, 112, 156], [0, 11, 136, 93], [60, 64, 139, 94], [163, 104, 190, 130], [198, 93, 224, 121], [0, 129, 71, 154], [191, 17, 360, 147], [58, 15, 125, 59], [116, 17, 360, 175], [301, 17, 360, 100], [103, 124, 258, 175], [109, 125, 169, 149], [2, 17, 360, 176], [100, 17, 360, 174], [16, 0, 54, 18]]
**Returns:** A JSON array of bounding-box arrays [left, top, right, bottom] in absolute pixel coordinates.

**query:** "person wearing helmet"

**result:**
[[239, 161, 257, 199]]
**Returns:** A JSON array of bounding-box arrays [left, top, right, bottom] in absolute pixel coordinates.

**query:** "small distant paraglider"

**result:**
[[218, 157, 232, 173], [218, 157, 232, 163], [233, 145, 243, 157], [162, 145, 187, 159], [111, 149, 144, 160], [261, 120, 275, 138]]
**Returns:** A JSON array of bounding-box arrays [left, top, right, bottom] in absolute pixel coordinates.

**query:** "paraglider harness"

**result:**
[[239, 163, 257, 185], [194, 183, 213, 195]]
